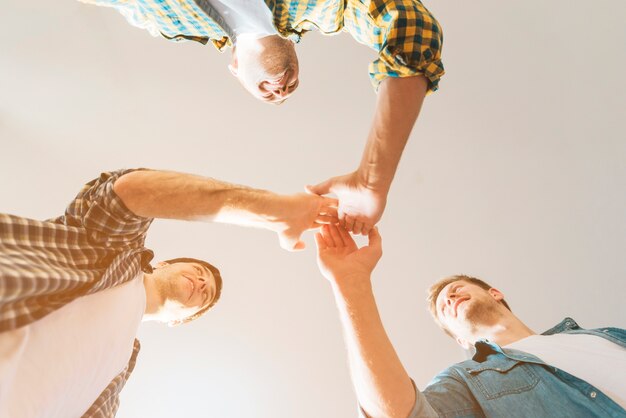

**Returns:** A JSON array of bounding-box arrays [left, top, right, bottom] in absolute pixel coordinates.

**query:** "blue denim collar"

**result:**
[[471, 317, 580, 362], [541, 317, 581, 335]]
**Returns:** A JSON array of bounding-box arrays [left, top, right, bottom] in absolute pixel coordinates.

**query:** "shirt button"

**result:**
[[590, 391, 597, 398]]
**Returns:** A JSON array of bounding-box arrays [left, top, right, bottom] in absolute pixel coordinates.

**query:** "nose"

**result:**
[[197, 276, 207, 290], [266, 82, 289, 99], [445, 292, 457, 306]]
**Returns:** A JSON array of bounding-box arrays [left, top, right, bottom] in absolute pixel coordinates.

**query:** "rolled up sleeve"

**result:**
[[357, 379, 439, 418], [345, 0, 445, 93], [56, 169, 153, 250]]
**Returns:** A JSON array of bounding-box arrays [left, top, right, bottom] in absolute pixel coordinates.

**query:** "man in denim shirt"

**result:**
[[314, 223, 626, 418]]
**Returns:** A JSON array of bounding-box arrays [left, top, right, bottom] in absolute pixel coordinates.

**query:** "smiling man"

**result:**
[[0, 168, 337, 417], [314, 223, 626, 418], [81, 0, 443, 235]]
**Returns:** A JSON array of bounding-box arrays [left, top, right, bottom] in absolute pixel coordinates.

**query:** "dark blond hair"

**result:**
[[163, 257, 223, 326], [426, 275, 511, 338]]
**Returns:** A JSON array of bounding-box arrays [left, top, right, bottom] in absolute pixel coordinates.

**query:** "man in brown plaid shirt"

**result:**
[[0, 168, 337, 417]]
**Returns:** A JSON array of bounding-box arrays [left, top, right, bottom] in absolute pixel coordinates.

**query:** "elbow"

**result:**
[[113, 171, 146, 215]]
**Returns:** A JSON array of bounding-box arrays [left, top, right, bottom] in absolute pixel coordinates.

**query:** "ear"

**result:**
[[489, 287, 504, 302], [154, 261, 169, 269], [455, 337, 472, 350]]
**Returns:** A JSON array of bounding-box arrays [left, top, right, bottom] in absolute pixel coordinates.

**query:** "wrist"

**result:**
[[354, 167, 392, 195], [257, 192, 290, 230], [216, 188, 282, 230], [330, 272, 373, 297]]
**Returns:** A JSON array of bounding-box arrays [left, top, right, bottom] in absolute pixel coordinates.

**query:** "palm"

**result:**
[[308, 172, 387, 235], [315, 223, 382, 283]]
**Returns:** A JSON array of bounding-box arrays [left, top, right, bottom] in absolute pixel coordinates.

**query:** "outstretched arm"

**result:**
[[315, 224, 418, 417], [308, 75, 428, 235], [114, 169, 337, 251]]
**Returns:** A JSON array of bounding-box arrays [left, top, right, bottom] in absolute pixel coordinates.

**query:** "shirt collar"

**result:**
[[471, 317, 580, 361]]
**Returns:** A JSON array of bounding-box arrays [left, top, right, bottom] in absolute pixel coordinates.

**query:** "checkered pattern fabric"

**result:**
[[0, 169, 154, 417], [81, 0, 444, 91], [80, 0, 231, 49]]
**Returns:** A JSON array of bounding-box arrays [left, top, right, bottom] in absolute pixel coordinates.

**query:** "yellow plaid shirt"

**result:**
[[82, 0, 444, 91]]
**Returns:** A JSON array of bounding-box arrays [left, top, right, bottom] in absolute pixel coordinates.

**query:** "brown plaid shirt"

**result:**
[[0, 169, 154, 417]]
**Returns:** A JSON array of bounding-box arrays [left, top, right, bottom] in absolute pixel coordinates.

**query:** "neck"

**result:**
[[142, 273, 163, 320], [469, 312, 535, 347]]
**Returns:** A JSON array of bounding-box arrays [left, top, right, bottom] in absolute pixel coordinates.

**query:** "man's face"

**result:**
[[230, 35, 300, 104], [435, 280, 505, 345], [153, 262, 217, 321]]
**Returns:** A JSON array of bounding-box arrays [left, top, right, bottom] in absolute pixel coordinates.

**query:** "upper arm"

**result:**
[[344, 0, 445, 92], [357, 379, 439, 418], [422, 369, 484, 418], [57, 169, 153, 249]]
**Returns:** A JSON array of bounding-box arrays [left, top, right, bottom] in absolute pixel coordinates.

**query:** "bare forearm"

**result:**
[[358, 76, 428, 192], [331, 276, 415, 418], [113, 170, 279, 227]]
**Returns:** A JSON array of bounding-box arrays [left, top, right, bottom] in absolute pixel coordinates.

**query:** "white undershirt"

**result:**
[[505, 333, 626, 409], [0, 273, 146, 418], [206, 0, 278, 41]]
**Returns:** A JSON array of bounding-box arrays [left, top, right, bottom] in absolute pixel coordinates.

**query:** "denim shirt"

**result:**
[[412, 318, 626, 418]]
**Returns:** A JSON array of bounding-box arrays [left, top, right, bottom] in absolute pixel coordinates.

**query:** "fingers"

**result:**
[[328, 223, 345, 248], [336, 224, 357, 248], [321, 197, 339, 209], [319, 203, 338, 219], [343, 215, 355, 232], [338, 210, 346, 229], [322, 224, 337, 247], [314, 232, 327, 251], [342, 216, 371, 236], [313, 214, 337, 226], [352, 221, 364, 235], [368, 227, 382, 249]]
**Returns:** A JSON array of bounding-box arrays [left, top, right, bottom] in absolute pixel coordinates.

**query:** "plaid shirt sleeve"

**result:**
[[343, 0, 444, 93], [78, 0, 230, 50], [55, 169, 153, 251], [0, 169, 153, 332]]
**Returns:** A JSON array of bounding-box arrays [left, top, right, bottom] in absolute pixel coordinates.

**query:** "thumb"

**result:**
[[306, 178, 334, 196], [278, 232, 306, 252], [368, 227, 382, 250]]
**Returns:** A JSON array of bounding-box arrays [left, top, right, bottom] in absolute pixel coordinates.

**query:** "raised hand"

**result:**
[[271, 193, 339, 251], [314, 223, 382, 284], [306, 171, 387, 236]]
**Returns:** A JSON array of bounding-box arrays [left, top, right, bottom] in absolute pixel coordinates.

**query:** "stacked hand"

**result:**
[[273, 193, 338, 251], [307, 171, 388, 236], [315, 223, 382, 284]]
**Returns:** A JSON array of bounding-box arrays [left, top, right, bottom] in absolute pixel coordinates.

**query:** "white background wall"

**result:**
[[1, 1, 625, 417]]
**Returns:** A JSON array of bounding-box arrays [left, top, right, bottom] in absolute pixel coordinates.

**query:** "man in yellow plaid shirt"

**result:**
[[83, 0, 444, 235]]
